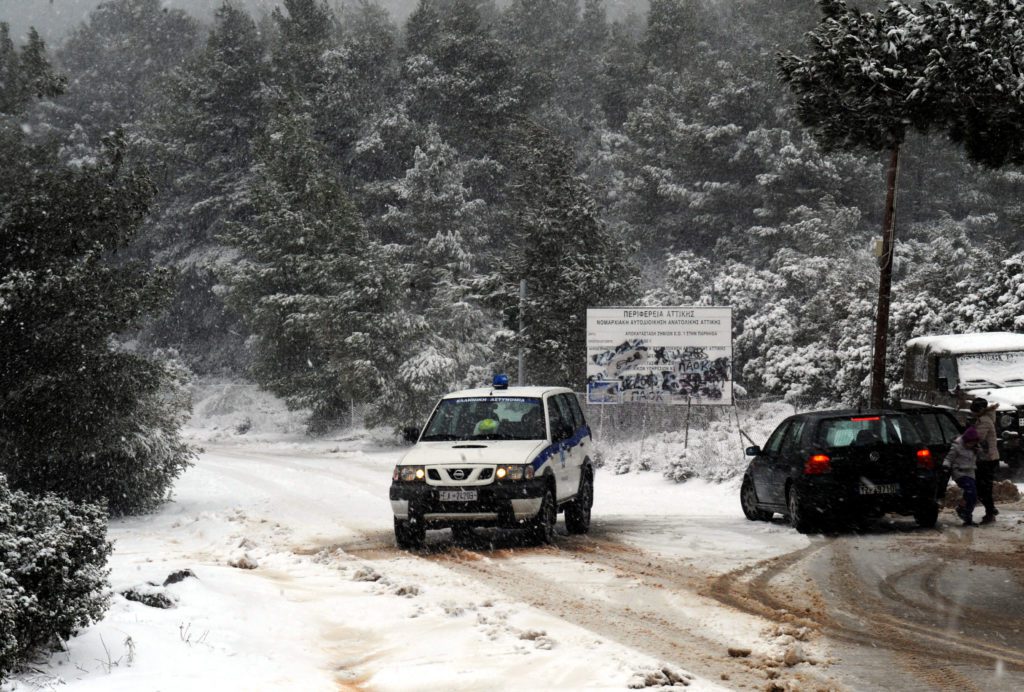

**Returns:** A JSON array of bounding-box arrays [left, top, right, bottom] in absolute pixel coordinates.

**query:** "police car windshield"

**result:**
[[420, 397, 546, 442]]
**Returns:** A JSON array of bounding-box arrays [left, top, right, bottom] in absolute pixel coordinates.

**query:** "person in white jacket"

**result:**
[[943, 426, 980, 526], [970, 397, 1000, 523]]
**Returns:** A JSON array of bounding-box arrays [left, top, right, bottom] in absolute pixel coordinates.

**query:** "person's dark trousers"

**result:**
[[976, 459, 997, 517], [955, 476, 978, 522]]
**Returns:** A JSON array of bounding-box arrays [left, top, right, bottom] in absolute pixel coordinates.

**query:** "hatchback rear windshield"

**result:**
[[420, 396, 545, 442], [817, 415, 923, 448]]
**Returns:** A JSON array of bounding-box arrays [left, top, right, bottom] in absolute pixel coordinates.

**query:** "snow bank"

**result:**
[[594, 401, 793, 483], [185, 379, 308, 441]]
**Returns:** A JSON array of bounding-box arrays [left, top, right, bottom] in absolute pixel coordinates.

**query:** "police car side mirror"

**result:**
[[401, 426, 421, 444], [745, 445, 761, 456]]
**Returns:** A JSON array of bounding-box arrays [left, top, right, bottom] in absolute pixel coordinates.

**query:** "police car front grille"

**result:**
[[478, 468, 493, 480], [446, 467, 475, 481], [428, 469, 442, 481]]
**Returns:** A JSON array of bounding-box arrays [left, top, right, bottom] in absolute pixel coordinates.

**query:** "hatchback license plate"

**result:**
[[439, 489, 478, 502], [859, 483, 899, 496]]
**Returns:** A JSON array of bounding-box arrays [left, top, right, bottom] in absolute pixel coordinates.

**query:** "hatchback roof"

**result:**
[[789, 408, 906, 419]]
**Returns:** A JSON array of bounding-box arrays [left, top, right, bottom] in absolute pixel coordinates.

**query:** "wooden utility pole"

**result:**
[[870, 144, 901, 408]]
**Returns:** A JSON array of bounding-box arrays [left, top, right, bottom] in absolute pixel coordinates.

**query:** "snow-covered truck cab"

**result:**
[[389, 375, 595, 549], [901, 332, 1024, 468]]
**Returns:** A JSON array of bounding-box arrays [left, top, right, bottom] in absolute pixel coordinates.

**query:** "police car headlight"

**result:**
[[1000, 413, 1016, 429], [394, 465, 426, 482], [496, 465, 534, 481]]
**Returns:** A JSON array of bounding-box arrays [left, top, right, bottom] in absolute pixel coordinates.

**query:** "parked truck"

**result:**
[[899, 332, 1024, 469]]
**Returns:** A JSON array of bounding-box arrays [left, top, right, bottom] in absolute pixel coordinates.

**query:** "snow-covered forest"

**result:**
[[3, 0, 1023, 434], [3, 0, 1024, 681]]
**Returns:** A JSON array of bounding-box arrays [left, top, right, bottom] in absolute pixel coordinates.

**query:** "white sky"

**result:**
[[1, 0, 648, 44]]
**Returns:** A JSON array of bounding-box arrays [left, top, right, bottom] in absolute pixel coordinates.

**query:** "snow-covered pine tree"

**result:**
[[499, 0, 610, 142], [499, 0, 579, 106], [492, 121, 638, 387], [0, 23, 65, 116], [139, 1, 269, 372], [569, 0, 612, 122], [597, 14, 646, 128], [642, 0, 709, 72], [1, 75, 195, 514], [221, 108, 403, 433], [322, 0, 402, 159], [53, 0, 200, 142], [923, 0, 1024, 168], [268, 0, 338, 107], [371, 127, 496, 428], [403, 0, 531, 150]]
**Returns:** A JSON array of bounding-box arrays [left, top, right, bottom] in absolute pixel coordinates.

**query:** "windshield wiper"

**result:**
[[419, 434, 462, 442]]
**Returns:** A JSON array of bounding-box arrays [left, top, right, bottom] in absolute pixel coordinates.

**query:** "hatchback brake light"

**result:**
[[804, 454, 832, 475], [916, 448, 933, 470]]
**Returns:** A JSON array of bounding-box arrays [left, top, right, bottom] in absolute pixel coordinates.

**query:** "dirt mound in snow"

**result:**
[[943, 478, 1021, 507]]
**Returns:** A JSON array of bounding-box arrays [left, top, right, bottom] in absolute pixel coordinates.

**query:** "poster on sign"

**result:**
[[586, 307, 733, 405]]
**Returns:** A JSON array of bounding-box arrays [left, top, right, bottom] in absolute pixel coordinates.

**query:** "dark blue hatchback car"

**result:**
[[740, 409, 954, 532]]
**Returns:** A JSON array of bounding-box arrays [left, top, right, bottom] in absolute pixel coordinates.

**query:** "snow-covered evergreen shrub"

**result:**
[[1, 118, 196, 514], [660, 421, 752, 483], [661, 449, 695, 483], [0, 567, 18, 675], [594, 402, 791, 482], [0, 474, 111, 678]]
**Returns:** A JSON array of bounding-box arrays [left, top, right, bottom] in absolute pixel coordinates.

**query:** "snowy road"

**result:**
[[13, 435, 1024, 692]]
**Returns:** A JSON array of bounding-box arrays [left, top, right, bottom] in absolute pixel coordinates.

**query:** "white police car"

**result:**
[[389, 375, 595, 548]]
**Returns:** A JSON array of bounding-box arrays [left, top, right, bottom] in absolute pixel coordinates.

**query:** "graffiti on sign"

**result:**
[[586, 307, 733, 406]]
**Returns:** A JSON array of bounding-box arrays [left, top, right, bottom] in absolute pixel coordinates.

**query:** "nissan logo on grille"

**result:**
[[451, 468, 466, 480]]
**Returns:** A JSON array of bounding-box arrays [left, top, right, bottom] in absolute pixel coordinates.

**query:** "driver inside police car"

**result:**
[[473, 402, 500, 435]]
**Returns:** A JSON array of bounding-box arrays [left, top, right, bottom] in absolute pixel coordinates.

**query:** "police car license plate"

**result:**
[[439, 489, 477, 502], [859, 483, 899, 495]]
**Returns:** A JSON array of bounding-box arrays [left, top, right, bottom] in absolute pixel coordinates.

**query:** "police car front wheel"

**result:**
[[394, 517, 425, 549], [564, 473, 593, 535], [530, 489, 557, 545]]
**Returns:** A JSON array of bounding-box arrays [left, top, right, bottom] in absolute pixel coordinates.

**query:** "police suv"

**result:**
[[389, 375, 595, 549]]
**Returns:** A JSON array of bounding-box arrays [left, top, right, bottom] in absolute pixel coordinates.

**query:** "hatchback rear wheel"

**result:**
[[787, 485, 816, 534], [741, 476, 772, 521]]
